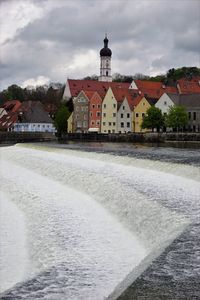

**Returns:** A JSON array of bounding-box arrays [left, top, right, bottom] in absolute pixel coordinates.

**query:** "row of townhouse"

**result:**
[[67, 77, 200, 133], [68, 87, 157, 134]]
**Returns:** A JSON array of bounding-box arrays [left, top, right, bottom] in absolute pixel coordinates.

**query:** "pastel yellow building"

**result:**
[[101, 87, 118, 133], [67, 112, 73, 133], [133, 97, 151, 132]]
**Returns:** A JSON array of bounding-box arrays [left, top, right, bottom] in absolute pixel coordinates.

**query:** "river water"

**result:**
[[0, 142, 199, 299]]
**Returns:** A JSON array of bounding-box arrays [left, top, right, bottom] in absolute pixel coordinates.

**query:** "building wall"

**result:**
[[155, 93, 175, 114], [101, 88, 117, 133], [99, 56, 112, 82], [117, 98, 132, 133], [133, 97, 151, 132], [67, 113, 73, 133], [186, 107, 200, 132], [73, 91, 89, 133], [89, 92, 102, 132], [13, 123, 56, 132]]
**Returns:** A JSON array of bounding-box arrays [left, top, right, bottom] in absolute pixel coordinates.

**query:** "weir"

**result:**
[[0, 144, 199, 299]]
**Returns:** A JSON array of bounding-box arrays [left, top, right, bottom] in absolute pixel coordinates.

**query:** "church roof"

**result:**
[[68, 79, 130, 98], [100, 36, 112, 57]]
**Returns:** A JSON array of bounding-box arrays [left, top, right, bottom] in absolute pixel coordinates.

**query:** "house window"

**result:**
[[164, 101, 167, 105], [97, 104, 101, 109], [136, 113, 139, 117], [76, 114, 79, 119], [142, 113, 145, 118], [96, 121, 100, 125], [43, 124, 45, 128], [83, 121, 87, 128], [113, 113, 116, 117], [83, 114, 87, 120], [91, 121, 95, 125], [90, 112, 93, 117], [143, 102, 145, 106], [188, 112, 191, 120], [106, 71, 108, 76], [109, 122, 112, 126], [104, 104, 106, 108], [103, 113, 106, 117], [123, 106, 125, 110], [121, 122, 124, 128], [127, 122, 130, 128], [112, 130, 115, 133], [121, 113, 123, 118], [77, 121, 82, 127], [92, 104, 95, 109], [103, 122, 106, 126], [193, 112, 196, 120], [127, 113, 130, 118], [113, 103, 116, 108], [96, 112, 101, 117], [113, 122, 116, 126]]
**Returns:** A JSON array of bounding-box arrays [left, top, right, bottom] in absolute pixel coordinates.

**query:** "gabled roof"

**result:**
[[18, 101, 53, 123], [166, 93, 200, 107], [165, 93, 180, 105], [68, 79, 130, 98], [3, 100, 21, 113], [0, 112, 18, 129], [177, 77, 200, 94], [134, 80, 178, 99]]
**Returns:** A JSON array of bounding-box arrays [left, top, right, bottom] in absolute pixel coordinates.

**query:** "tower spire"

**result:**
[[99, 34, 112, 82]]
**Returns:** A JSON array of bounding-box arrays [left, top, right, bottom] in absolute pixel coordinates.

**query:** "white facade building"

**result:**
[[13, 122, 56, 133], [117, 98, 132, 133]]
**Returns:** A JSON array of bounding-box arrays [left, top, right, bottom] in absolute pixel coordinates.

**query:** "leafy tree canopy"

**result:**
[[54, 104, 70, 135], [141, 106, 164, 132], [165, 105, 188, 131]]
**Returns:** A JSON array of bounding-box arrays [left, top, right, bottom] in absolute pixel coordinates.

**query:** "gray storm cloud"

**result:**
[[0, 0, 199, 89]]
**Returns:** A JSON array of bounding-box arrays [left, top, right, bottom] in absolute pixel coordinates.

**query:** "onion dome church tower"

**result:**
[[99, 35, 112, 82]]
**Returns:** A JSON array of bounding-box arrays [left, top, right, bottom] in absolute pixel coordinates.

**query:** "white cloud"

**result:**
[[22, 75, 50, 88]]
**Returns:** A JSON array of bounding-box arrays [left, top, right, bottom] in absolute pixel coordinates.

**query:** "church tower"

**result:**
[[99, 35, 112, 82]]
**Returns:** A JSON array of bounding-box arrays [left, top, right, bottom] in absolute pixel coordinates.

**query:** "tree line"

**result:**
[[0, 83, 65, 106]]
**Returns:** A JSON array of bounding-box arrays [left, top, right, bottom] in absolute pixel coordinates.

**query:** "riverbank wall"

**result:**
[[60, 132, 200, 143], [0, 132, 57, 144], [1, 132, 200, 146]]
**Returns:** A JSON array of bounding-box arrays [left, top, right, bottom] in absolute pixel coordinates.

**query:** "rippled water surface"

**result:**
[[0, 143, 200, 299]]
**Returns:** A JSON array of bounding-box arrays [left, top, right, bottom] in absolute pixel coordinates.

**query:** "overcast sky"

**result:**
[[0, 0, 200, 90]]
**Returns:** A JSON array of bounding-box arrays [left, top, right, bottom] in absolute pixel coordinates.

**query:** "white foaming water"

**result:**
[[0, 192, 28, 292], [0, 144, 198, 299]]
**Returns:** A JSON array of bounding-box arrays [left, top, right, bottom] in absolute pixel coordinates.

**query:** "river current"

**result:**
[[0, 142, 199, 299]]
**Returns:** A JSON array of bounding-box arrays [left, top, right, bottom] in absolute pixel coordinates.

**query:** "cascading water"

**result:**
[[0, 143, 199, 299]]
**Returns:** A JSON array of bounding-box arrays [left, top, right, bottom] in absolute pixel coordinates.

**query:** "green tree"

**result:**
[[165, 105, 188, 131], [54, 104, 70, 135], [141, 106, 164, 132]]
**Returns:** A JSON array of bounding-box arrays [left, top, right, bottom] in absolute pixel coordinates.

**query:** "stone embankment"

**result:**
[[0, 132, 57, 144], [61, 132, 200, 143]]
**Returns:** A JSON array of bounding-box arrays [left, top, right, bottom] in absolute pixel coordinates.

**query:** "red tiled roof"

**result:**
[[84, 90, 96, 100], [134, 80, 178, 99], [0, 112, 18, 129], [68, 79, 130, 98], [177, 77, 200, 94], [3, 100, 21, 113], [111, 87, 144, 110]]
